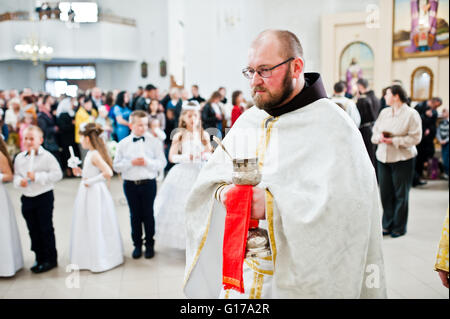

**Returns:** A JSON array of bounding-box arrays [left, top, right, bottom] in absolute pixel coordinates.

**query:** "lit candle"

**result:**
[[67, 146, 81, 168], [69, 146, 75, 158]]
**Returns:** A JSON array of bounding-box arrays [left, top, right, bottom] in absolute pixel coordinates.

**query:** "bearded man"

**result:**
[[183, 30, 386, 299]]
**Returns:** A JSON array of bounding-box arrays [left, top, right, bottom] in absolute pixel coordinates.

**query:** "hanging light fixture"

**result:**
[[14, 34, 53, 66]]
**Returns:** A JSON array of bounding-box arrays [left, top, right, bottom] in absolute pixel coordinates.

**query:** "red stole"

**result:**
[[222, 185, 258, 293]]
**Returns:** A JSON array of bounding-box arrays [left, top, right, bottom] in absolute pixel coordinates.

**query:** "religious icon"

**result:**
[[340, 42, 374, 96], [393, 0, 449, 59], [346, 58, 363, 97]]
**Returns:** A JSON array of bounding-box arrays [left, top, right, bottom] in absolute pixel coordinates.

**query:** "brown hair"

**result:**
[[388, 85, 408, 104], [24, 125, 44, 138], [177, 109, 209, 146], [105, 91, 114, 106], [79, 123, 113, 169], [208, 91, 222, 104], [232, 90, 242, 106], [0, 135, 13, 173]]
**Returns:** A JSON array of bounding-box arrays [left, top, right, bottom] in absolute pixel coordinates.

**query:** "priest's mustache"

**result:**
[[253, 87, 267, 94]]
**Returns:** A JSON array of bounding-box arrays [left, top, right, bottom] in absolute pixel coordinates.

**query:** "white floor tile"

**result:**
[[2, 177, 449, 299]]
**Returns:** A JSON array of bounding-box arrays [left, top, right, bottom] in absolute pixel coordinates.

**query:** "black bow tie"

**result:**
[[133, 136, 145, 143]]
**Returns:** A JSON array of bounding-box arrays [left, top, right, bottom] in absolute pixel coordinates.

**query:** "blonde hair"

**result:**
[[8, 98, 21, 110], [130, 110, 149, 123], [24, 125, 44, 138], [79, 123, 113, 169]]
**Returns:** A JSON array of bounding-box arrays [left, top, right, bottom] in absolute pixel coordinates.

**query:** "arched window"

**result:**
[[339, 41, 374, 96], [411, 66, 433, 101]]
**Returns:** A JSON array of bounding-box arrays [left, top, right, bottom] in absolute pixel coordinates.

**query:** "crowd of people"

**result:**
[[330, 78, 448, 239], [0, 83, 252, 276], [0, 67, 448, 293], [0, 85, 252, 179]]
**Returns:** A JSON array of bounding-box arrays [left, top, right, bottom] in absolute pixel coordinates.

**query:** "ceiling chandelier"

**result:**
[[14, 35, 53, 66]]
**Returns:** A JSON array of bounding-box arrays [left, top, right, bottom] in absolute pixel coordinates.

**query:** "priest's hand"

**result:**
[[251, 186, 266, 220], [220, 185, 266, 220]]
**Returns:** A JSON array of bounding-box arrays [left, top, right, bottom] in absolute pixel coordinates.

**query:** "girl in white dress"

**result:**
[[70, 123, 123, 272], [0, 135, 24, 276], [154, 102, 212, 249]]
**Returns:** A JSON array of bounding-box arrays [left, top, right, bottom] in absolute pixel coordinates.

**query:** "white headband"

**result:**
[[182, 100, 200, 111], [79, 122, 87, 133]]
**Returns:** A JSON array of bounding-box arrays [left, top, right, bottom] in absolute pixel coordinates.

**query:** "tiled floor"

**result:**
[[1, 177, 448, 299]]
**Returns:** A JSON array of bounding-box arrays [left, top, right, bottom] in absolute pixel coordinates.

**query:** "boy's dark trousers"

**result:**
[[21, 190, 58, 264], [123, 179, 157, 249]]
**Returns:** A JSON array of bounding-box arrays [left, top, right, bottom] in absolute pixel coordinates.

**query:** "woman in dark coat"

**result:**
[[37, 95, 61, 168], [56, 97, 79, 177], [201, 91, 223, 133]]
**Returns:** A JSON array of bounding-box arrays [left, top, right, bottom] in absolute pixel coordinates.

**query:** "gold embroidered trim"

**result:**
[[255, 116, 278, 270], [256, 116, 271, 169], [266, 189, 277, 267], [255, 273, 264, 299], [249, 271, 258, 299], [261, 255, 273, 261], [214, 182, 228, 201], [244, 259, 274, 276]]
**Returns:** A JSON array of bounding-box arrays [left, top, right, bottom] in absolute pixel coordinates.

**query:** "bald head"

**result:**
[[252, 30, 304, 61], [247, 30, 306, 111]]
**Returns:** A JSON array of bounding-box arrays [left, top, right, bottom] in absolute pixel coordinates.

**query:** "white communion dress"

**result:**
[[0, 181, 24, 276], [154, 135, 210, 250], [69, 150, 124, 272]]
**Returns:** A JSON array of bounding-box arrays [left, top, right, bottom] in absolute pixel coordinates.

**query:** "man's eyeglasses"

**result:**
[[242, 57, 295, 80]]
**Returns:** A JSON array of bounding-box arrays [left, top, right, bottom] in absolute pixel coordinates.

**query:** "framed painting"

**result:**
[[340, 41, 374, 96], [393, 0, 449, 59]]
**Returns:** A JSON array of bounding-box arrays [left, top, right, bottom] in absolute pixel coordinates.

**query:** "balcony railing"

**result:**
[[0, 11, 136, 27]]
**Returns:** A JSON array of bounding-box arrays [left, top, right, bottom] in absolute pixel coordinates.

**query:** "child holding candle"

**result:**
[[13, 125, 62, 274], [154, 103, 212, 250], [70, 123, 123, 272]]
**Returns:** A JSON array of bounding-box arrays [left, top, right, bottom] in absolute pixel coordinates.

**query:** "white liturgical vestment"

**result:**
[[183, 73, 387, 299]]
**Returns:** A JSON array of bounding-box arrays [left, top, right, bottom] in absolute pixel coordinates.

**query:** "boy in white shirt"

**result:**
[[113, 111, 167, 259], [14, 125, 63, 273]]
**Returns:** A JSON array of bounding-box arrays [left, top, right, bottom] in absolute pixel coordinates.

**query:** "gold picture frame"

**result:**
[[392, 0, 449, 60], [410, 66, 434, 101]]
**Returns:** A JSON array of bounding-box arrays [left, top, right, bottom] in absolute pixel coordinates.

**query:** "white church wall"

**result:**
[[182, 0, 380, 101], [0, 0, 170, 93], [96, 0, 171, 91], [0, 61, 44, 91]]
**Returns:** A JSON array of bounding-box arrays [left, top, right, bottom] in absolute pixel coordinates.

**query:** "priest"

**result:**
[[183, 29, 387, 299]]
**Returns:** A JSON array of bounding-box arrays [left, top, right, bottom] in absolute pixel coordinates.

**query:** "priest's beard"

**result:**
[[252, 69, 295, 111]]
